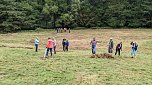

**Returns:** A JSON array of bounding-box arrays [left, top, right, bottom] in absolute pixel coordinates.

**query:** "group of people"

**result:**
[[35, 37, 56, 58], [34, 37, 70, 58], [35, 37, 138, 59], [62, 38, 69, 52], [90, 38, 138, 58], [56, 28, 70, 33]]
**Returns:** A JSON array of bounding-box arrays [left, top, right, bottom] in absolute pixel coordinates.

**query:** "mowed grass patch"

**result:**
[[0, 29, 152, 85]]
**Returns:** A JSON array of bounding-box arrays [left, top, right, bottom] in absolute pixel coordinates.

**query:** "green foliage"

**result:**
[[0, 0, 152, 32], [60, 13, 74, 26]]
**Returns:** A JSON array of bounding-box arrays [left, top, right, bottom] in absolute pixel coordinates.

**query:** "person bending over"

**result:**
[[115, 42, 122, 56]]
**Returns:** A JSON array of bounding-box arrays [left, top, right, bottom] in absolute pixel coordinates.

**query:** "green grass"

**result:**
[[0, 29, 152, 85]]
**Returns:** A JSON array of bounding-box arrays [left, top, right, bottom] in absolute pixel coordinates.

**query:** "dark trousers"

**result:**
[[54, 46, 56, 54], [63, 45, 66, 51], [115, 49, 121, 56], [46, 48, 52, 57], [108, 48, 113, 53], [66, 46, 68, 51], [35, 44, 38, 52]]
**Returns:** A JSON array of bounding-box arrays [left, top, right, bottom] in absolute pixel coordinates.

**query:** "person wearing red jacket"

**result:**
[[45, 37, 54, 58]]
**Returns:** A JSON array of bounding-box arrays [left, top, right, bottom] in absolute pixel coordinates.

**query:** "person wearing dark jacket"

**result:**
[[62, 39, 66, 51], [115, 42, 122, 56], [108, 38, 114, 53]]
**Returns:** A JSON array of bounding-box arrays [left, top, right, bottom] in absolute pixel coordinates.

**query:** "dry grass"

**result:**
[[0, 29, 152, 85], [0, 29, 151, 51], [75, 72, 99, 85]]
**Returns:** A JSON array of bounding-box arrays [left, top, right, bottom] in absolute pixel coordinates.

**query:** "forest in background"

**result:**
[[0, 0, 152, 32]]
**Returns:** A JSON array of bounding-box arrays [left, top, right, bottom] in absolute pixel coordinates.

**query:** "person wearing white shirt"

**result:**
[[53, 37, 57, 54]]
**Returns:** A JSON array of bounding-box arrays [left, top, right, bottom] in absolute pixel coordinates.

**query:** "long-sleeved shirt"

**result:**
[[53, 39, 57, 46], [46, 39, 54, 48], [132, 43, 138, 50], [116, 43, 122, 50], [65, 41, 69, 47], [35, 39, 39, 45], [108, 41, 113, 49], [62, 39, 66, 46]]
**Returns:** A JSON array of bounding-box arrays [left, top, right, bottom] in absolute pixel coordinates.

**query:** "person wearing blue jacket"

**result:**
[[65, 40, 69, 51], [35, 37, 39, 52]]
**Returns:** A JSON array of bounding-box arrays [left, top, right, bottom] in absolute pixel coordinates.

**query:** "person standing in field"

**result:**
[[115, 42, 122, 56], [131, 41, 138, 58], [56, 28, 59, 33], [90, 37, 101, 54], [68, 28, 71, 33], [134, 42, 138, 52], [108, 38, 114, 54], [53, 37, 57, 54], [62, 39, 66, 51], [65, 40, 69, 51], [35, 37, 39, 52], [64, 28, 67, 32], [45, 37, 54, 58]]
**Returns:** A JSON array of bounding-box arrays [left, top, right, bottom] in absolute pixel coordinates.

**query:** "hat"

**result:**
[[110, 38, 112, 40]]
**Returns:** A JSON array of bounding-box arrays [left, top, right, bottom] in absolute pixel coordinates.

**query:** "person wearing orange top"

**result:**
[[45, 37, 54, 58]]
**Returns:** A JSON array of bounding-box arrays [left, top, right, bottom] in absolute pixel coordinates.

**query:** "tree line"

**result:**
[[0, 0, 152, 32]]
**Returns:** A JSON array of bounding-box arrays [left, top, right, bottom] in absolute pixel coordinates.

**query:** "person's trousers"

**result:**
[[63, 45, 66, 51], [115, 49, 121, 56], [108, 48, 113, 53], [35, 44, 38, 52], [92, 45, 96, 54], [54, 46, 56, 54], [46, 48, 52, 57], [131, 48, 136, 58], [66, 46, 68, 51]]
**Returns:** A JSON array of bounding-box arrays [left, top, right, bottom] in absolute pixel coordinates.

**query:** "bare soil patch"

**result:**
[[90, 53, 114, 59]]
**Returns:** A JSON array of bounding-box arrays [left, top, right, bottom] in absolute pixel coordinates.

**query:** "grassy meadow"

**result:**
[[0, 29, 152, 85]]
